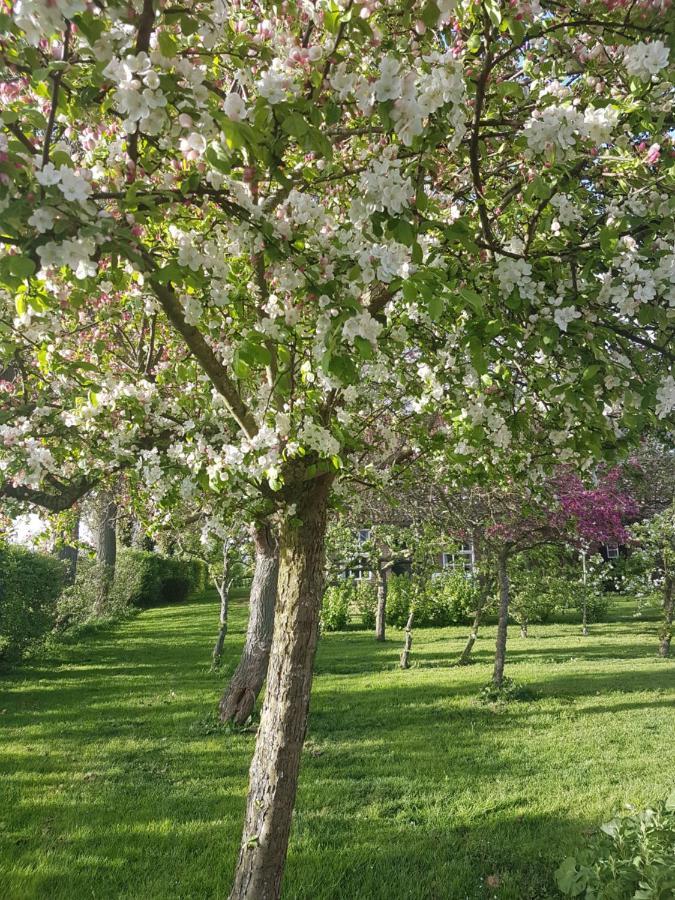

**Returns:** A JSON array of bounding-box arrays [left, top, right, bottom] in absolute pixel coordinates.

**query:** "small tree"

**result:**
[[630, 504, 675, 657]]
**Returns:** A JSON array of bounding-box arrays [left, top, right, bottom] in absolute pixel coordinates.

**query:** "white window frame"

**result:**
[[605, 542, 619, 560], [442, 542, 475, 574], [357, 528, 371, 545]]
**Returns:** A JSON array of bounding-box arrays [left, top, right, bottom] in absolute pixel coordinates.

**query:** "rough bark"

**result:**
[[93, 492, 117, 615], [219, 523, 279, 724], [228, 473, 332, 900], [399, 609, 414, 669], [375, 562, 390, 642], [658, 574, 673, 658], [492, 550, 510, 687]]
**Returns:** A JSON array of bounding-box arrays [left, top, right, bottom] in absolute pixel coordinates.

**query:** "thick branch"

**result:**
[[1, 475, 93, 512], [150, 279, 258, 439]]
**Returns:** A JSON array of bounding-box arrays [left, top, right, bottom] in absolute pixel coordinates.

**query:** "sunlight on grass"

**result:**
[[0, 593, 672, 899]]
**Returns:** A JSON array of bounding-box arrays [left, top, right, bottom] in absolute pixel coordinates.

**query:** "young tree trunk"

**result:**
[[399, 609, 414, 669], [212, 541, 232, 669], [457, 571, 492, 666], [581, 549, 589, 636], [520, 621, 528, 639], [94, 492, 117, 615], [658, 574, 673, 658], [219, 523, 279, 724], [581, 595, 589, 637], [228, 473, 332, 900], [492, 550, 510, 687], [57, 512, 80, 586], [375, 562, 390, 641]]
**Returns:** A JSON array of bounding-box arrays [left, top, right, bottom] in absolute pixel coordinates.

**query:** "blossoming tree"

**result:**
[[1, 0, 674, 895]]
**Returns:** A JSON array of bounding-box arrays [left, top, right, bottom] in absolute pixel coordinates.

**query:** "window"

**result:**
[[357, 528, 371, 545], [345, 563, 372, 581], [442, 542, 475, 574], [605, 542, 619, 560]]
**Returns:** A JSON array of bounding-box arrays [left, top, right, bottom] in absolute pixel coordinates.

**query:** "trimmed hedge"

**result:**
[[113, 551, 206, 607], [0, 544, 64, 661]]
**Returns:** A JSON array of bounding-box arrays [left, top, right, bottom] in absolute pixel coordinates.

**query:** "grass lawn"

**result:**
[[0, 594, 673, 900]]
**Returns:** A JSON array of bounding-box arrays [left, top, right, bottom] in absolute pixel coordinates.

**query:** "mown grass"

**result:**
[[0, 593, 673, 900]]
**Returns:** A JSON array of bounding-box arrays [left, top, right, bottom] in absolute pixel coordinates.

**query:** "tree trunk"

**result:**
[[94, 492, 117, 615], [57, 512, 80, 586], [659, 574, 673, 658], [492, 550, 510, 687], [375, 562, 390, 642], [228, 473, 332, 900], [219, 523, 279, 724], [581, 549, 589, 636], [520, 621, 528, 639], [581, 595, 589, 637], [211, 581, 230, 669], [457, 571, 491, 666], [399, 609, 414, 669], [211, 541, 231, 668]]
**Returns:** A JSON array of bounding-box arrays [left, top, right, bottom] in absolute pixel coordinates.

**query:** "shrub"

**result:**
[[0, 544, 64, 662], [354, 580, 377, 628], [430, 570, 483, 625], [320, 582, 352, 631], [111, 551, 202, 608], [510, 573, 560, 628], [386, 572, 480, 628], [556, 791, 675, 899], [386, 573, 418, 627], [55, 557, 133, 632], [574, 586, 611, 624]]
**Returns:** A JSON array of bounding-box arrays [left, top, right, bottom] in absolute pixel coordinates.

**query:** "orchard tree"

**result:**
[[557, 465, 640, 633], [630, 503, 675, 657], [2, 1, 675, 897]]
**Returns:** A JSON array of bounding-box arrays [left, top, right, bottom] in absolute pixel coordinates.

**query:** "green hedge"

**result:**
[[113, 551, 206, 607], [386, 572, 481, 628], [0, 544, 64, 661]]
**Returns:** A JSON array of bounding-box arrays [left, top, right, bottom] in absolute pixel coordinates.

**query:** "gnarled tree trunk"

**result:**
[[492, 550, 510, 687], [375, 561, 390, 642], [219, 523, 279, 724], [659, 574, 673, 658], [229, 473, 332, 900]]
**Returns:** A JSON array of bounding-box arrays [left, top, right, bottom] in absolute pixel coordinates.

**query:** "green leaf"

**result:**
[[428, 294, 444, 321], [555, 857, 585, 896], [354, 336, 375, 360], [484, 0, 502, 27], [600, 227, 618, 255], [459, 288, 484, 314], [281, 111, 308, 138], [158, 31, 178, 58], [421, 1, 440, 29], [9, 256, 36, 278]]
